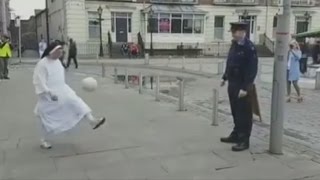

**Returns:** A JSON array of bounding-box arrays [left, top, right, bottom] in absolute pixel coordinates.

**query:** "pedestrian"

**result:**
[[121, 43, 129, 56], [66, 38, 78, 69], [38, 38, 47, 58], [299, 42, 308, 74], [0, 35, 12, 80], [130, 43, 139, 59], [33, 42, 106, 149], [287, 40, 303, 103], [312, 41, 319, 64], [220, 22, 258, 152]]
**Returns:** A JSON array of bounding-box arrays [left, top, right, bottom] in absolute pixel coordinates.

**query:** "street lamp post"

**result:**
[[97, 6, 104, 57], [15, 16, 22, 63], [148, 9, 154, 56]]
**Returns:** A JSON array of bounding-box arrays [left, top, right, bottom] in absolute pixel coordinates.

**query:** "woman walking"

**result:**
[[287, 40, 303, 103]]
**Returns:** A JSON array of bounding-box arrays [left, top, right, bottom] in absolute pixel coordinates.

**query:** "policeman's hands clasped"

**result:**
[[238, 89, 247, 98], [220, 80, 226, 87]]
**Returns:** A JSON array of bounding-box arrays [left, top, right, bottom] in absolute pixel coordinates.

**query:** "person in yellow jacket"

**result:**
[[0, 35, 12, 80]]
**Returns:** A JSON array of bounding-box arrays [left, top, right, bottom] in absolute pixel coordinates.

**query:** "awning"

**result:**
[[143, 4, 206, 14], [294, 29, 320, 38]]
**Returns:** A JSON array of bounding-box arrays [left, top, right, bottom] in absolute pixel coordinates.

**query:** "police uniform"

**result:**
[[220, 22, 258, 151]]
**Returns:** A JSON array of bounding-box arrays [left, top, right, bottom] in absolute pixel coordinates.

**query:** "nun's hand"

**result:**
[[48, 92, 58, 101], [51, 95, 58, 101]]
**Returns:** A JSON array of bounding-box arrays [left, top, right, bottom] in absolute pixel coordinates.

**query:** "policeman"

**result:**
[[220, 22, 258, 152]]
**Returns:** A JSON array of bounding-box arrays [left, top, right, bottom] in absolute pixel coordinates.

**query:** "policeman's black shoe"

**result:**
[[220, 135, 238, 144], [4, 77, 9, 80], [231, 141, 250, 152]]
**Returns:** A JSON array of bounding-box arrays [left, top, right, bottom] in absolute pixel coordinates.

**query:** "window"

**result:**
[[296, 21, 308, 34], [159, 14, 170, 33], [171, 14, 182, 33], [296, 17, 310, 34], [88, 12, 99, 39], [194, 15, 204, 34], [111, 13, 115, 32], [273, 16, 278, 28], [183, 14, 193, 33], [111, 12, 132, 33], [148, 13, 159, 33], [214, 16, 224, 40], [128, 17, 132, 33], [148, 13, 204, 34], [273, 16, 277, 38]]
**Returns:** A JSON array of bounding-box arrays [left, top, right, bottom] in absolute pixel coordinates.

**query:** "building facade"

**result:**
[[0, 0, 10, 35], [46, 0, 320, 56], [35, 9, 48, 43]]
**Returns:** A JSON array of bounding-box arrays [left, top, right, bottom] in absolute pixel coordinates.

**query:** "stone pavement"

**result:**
[[1, 65, 320, 179]]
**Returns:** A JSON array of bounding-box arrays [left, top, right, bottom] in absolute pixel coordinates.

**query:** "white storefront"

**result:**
[[47, 0, 320, 56]]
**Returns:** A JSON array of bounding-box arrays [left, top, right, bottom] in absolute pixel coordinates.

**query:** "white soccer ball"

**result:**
[[82, 77, 98, 92]]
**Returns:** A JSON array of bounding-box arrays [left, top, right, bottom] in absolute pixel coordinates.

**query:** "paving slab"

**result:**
[[1, 65, 320, 180]]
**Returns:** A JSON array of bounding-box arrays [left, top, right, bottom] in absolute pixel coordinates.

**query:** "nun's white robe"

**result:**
[[33, 57, 91, 134]]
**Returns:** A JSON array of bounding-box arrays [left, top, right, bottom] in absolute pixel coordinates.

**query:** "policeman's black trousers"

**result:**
[[228, 83, 253, 139], [67, 56, 78, 69]]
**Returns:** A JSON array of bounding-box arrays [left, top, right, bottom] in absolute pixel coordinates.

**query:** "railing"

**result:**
[[108, 31, 112, 58], [260, 33, 275, 54], [292, 0, 315, 6], [150, 0, 198, 4], [271, 0, 315, 6], [144, 42, 230, 57], [77, 42, 108, 58], [213, 0, 259, 5], [137, 32, 145, 56]]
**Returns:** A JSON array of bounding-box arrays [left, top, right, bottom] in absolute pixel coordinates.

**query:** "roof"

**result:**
[[34, 9, 46, 17], [294, 29, 320, 38]]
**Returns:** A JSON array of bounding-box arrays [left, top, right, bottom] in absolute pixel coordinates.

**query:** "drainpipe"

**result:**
[[264, 0, 269, 45], [45, 0, 50, 45]]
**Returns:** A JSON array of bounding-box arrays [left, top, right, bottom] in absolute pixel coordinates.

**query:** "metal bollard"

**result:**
[[211, 89, 219, 126], [178, 78, 186, 111], [167, 56, 172, 67], [101, 63, 106, 78], [139, 72, 143, 94], [114, 67, 118, 84], [217, 61, 224, 75], [145, 53, 150, 65], [125, 68, 129, 89], [258, 63, 263, 82], [315, 68, 320, 90], [182, 56, 186, 69], [155, 75, 160, 101]]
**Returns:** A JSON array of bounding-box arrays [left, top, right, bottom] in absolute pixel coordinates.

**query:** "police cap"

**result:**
[[230, 22, 248, 32]]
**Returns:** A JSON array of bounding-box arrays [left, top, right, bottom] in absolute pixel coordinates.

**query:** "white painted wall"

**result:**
[[65, 0, 87, 42], [36, 12, 47, 42]]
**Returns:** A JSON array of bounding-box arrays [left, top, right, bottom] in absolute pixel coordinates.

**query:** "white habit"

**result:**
[[33, 58, 91, 134]]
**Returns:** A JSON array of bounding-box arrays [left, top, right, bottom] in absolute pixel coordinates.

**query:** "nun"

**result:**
[[33, 42, 106, 149]]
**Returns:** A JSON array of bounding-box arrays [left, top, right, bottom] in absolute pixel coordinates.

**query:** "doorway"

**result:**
[[239, 16, 256, 42], [112, 12, 132, 42]]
